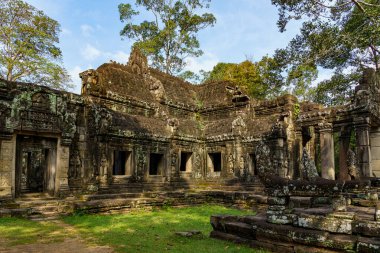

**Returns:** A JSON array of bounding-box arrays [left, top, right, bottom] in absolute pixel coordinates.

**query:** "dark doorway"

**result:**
[[16, 135, 57, 196], [180, 152, 192, 172], [113, 150, 132, 175], [149, 153, 164, 175], [208, 152, 222, 172]]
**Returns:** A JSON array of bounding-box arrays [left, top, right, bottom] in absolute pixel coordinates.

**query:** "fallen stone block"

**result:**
[[296, 213, 353, 234], [353, 220, 380, 237], [357, 236, 380, 253]]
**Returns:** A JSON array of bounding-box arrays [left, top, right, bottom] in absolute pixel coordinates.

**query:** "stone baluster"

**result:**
[[318, 122, 335, 180]]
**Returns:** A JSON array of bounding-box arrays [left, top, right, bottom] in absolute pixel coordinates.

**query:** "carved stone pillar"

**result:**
[[0, 137, 15, 199], [339, 127, 351, 180], [319, 123, 335, 180], [57, 143, 70, 195], [293, 129, 303, 179], [355, 117, 372, 177]]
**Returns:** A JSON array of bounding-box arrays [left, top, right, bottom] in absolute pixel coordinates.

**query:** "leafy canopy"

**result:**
[[119, 0, 216, 75], [271, 0, 380, 105], [0, 0, 71, 90], [204, 57, 284, 100]]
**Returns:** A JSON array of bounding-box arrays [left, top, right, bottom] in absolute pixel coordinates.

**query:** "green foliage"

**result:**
[[271, 0, 380, 105], [293, 103, 300, 118], [0, 217, 66, 246], [0, 0, 72, 90], [119, 0, 216, 75], [205, 57, 284, 100], [64, 205, 265, 253], [308, 71, 360, 106]]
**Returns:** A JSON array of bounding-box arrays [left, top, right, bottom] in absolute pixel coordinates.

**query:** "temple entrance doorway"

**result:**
[[15, 135, 58, 197]]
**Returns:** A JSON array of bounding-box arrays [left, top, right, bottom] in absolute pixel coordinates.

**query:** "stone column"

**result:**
[[57, 142, 70, 195], [275, 137, 286, 177], [234, 138, 244, 178], [293, 129, 303, 179], [339, 127, 351, 180], [319, 123, 335, 180], [355, 117, 372, 177], [0, 137, 15, 199]]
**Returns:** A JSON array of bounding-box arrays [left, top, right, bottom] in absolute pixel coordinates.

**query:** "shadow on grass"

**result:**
[[0, 218, 66, 246]]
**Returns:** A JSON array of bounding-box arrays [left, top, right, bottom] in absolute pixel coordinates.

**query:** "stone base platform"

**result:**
[[210, 207, 380, 253]]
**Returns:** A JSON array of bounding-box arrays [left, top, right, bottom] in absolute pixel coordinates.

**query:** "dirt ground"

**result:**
[[0, 221, 114, 253]]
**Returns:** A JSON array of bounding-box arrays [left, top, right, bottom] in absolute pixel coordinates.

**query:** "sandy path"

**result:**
[[0, 220, 114, 253]]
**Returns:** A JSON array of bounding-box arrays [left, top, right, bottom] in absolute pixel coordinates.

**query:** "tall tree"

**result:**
[[119, 0, 216, 75], [271, 0, 380, 105], [0, 0, 71, 90], [205, 57, 284, 100]]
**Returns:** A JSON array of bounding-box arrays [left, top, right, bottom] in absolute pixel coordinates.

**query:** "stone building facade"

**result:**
[[0, 49, 379, 199]]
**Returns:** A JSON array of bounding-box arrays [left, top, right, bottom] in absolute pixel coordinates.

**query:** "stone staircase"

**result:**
[[13, 193, 74, 221], [0, 181, 267, 219]]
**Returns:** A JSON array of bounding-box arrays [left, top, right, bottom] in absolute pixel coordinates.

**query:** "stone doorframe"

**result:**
[[0, 132, 69, 199], [15, 135, 58, 197]]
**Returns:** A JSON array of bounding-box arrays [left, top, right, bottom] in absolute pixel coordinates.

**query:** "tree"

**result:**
[[119, 0, 216, 75], [271, 0, 380, 105], [0, 0, 71, 90], [205, 57, 284, 100]]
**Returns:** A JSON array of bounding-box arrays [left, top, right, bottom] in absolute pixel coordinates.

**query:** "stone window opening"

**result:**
[[113, 150, 132, 176], [208, 152, 222, 172], [149, 153, 164, 175], [180, 152, 193, 172]]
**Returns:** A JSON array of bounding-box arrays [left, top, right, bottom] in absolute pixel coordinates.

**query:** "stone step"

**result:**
[[224, 221, 256, 239], [83, 192, 144, 201], [73, 197, 168, 213], [0, 208, 31, 218], [17, 200, 61, 208], [19, 193, 55, 199]]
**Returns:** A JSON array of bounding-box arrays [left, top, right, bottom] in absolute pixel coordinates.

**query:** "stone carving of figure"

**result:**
[[97, 109, 112, 134], [79, 69, 99, 94], [127, 47, 149, 75], [227, 154, 234, 174], [232, 116, 246, 135], [31, 92, 50, 110], [193, 153, 202, 179], [171, 152, 177, 167], [301, 148, 319, 181], [167, 118, 179, 132], [226, 86, 250, 103], [255, 141, 274, 176], [74, 152, 82, 178], [99, 154, 108, 177], [239, 156, 245, 177], [347, 149, 361, 180], [148, 76, 166, 101]]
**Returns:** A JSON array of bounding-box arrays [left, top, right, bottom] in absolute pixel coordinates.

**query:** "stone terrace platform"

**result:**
[[211, 204, 380, 253]]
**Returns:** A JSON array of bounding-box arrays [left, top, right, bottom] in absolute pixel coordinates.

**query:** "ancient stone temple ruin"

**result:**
[[1, 49, 380, 252]]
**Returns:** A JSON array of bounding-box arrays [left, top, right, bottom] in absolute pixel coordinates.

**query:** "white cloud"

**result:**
[[68, 66, 83, 94], [82, 44, 102, 61], [184, 52, 219, 73], [80, 24, 94, 37]]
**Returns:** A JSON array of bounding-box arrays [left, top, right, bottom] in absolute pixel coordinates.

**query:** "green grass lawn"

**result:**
[[0, 217, 66, 246], [64, 205, 267, 253]]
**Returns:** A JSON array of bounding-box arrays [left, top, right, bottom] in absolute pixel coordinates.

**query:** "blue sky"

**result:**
[[24, 0, 303, 94]]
